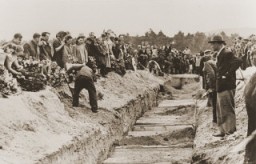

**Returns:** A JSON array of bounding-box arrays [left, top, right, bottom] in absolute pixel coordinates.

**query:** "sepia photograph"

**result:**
[[0, 0, 256, 163]]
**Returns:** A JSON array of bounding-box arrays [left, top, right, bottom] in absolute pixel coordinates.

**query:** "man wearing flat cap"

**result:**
[[208, 35, 242, 137]]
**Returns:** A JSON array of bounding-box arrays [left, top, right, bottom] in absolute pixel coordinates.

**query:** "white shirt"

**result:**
[[216, 46, 225, 64]]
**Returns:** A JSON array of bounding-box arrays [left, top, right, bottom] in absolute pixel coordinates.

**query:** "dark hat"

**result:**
[[56, 31, 63, 37], [208, 35, 226, 44], [86, 38, 93, 42], [14, 33, 22, 39], [56, 31, 67, 38], [64, 35, 72, 41], [41, 32, 50, 36], [33, 33, 41, 39], [114, 37, 119, 41], [101, 33, 106, 38]]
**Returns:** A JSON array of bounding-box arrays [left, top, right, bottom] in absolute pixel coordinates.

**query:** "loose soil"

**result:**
[[192, 67, 256, 164], [103, 76, 200, 164], [0, 70, 162, 164]]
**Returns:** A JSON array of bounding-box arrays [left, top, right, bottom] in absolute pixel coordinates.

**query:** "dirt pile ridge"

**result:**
[[193, 67, 256, 164], [0, 70, 163, 164]]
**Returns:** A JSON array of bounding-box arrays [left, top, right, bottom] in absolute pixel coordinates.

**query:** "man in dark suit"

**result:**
[[208, 35, 241, 137], [53, 31, 67, 68], [39, 32, 52, 61], [23, 33, 41, 60]]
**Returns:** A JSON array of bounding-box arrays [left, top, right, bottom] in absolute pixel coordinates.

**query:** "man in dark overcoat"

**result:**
[[208, 35, 241, 137]]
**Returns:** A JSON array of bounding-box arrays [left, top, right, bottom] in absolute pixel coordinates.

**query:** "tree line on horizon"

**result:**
[[124, 28, 240, 53]]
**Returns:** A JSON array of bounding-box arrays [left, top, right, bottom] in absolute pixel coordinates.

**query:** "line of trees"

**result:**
[[123, 29, 239, 53]]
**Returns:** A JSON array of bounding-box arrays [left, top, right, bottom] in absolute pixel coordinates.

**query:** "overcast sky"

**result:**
[[0, 0, 256, 40]]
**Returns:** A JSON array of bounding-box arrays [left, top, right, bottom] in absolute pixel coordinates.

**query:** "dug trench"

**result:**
[[0, 71, 200, 164], [103, 75, 200, 164], [38, 73, 200, 164]]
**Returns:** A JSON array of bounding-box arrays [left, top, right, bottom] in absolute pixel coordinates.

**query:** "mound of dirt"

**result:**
[[0, 70, 163, 164], [192, 67, 256, 164]]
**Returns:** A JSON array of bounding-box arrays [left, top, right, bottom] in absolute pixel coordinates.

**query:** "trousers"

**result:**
[[216, 89, 236, 134], [209, 91, 217, 123], [73, 76, 97, 110]]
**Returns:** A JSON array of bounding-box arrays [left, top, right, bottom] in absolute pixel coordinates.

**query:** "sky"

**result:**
[[0, 0, 256, 40]]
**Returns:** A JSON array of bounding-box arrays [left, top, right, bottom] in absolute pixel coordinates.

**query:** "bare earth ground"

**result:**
[[0, 67, 253, 164], [0, 70, 163, 164], [193, 67, 256, 164]]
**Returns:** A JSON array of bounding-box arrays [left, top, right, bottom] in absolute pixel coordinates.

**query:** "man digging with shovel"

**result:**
[[65, 63, 98, 113]]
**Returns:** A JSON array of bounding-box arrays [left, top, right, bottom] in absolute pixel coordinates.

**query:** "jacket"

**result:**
[[216, 48, 242, 92], [73, 44, 88, 64], [52, 39, 64, 68], [23, 40, 40, 60], [39, 41, 52, 61], [76, 65, 93, 80], [203, 60, 217, 90]]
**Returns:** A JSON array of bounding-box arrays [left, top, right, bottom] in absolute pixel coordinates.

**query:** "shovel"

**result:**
[[63, 73, 75, 96]]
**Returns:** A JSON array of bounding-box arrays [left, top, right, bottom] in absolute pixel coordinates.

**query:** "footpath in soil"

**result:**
[[103, 76, 200, 164]]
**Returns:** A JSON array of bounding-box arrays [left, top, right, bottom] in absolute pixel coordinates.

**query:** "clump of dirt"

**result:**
[[164, 127, 195, 139], [163, 77, 200, 100], [192, 153, 210, 164], [165, 74, 200, 90], [158, 92, 173, 101], [158, 105, 195, 116], [119, 127, 195, 147], [119, 136, 162, 146]]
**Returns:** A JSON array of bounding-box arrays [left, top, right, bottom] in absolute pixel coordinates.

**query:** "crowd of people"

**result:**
[[1, 30, 256, 162], [0, 30, 216, 82], [232, 35, 256, 69], [0, 30, 200, 112], [0, 30, 201, 95], [0, 30, 255, 98], [0, 31, 256, 110]]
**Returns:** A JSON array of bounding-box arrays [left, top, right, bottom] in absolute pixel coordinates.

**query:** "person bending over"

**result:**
[[66, 64, 98, 113]]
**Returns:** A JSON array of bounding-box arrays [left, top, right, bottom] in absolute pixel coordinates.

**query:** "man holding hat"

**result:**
[[208, 35, 242, 137], [53, 31, 67, 68]]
